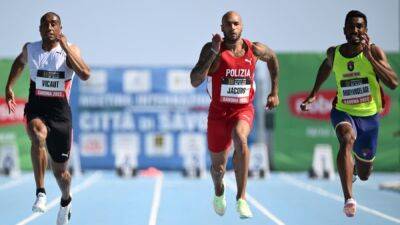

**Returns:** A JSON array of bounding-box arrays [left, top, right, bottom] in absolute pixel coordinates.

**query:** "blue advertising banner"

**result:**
[[71, 67, 258, 170], [71, 67, 208, 169]]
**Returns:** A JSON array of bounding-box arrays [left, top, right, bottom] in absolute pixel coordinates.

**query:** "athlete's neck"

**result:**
[[223, 38, 244, 51], [42, 40, 59, 52], [341, 43, 363, 58]]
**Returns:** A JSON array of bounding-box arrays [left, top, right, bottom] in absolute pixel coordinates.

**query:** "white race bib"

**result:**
[[340, 77, 372, 104], [35, 70, 66, 98], [220, 77, 251, 104]]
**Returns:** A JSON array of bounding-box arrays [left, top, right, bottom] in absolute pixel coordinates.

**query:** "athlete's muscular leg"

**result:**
[[51, 161, 71, 200], [26, 118, 48, 190], [355, 156, 373, 181], [210, 151, 229, 196], [232, 120, 251, 200], [336, 123, 356, 201]]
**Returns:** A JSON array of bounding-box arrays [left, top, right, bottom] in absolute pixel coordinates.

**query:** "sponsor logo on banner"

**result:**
[[289, 90, 336, 120], [178, 133, 206, 155], [145, 133, 173, 157], [167, 70, 194, 93], [289, 90, 391, 120], [79, 70, 107, 93], [0, 98, 26, 126], [80, 133, 106, 156], [123, 70, 151, 93], [112, 133, 140, 155]]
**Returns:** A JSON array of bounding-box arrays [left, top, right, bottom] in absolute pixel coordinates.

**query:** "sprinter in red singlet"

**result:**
[[190, 11, 279, 219]]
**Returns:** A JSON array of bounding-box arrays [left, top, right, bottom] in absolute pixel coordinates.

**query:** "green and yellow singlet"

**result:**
[[332, 45, 383, 116]]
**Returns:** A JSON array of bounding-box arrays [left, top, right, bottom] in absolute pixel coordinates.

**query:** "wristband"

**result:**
[[211, 48, 219, 55]]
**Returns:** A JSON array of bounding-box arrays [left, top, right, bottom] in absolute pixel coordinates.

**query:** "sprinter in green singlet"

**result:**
[[300, 10, 398, 217]]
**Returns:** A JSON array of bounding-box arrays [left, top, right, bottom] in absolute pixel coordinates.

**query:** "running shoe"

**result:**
[[57, 201, 72, 225], [236, 198, 253, 219], [32, 192, 47, 213], [213, 182, 226, 216], [344, 198, 356, 217]]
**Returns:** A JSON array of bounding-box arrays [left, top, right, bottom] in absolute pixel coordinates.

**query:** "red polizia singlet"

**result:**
[[207, 39, 257, 108]]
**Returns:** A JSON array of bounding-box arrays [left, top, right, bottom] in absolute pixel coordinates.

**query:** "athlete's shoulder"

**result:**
[[66, 43, 82, 56], [202, 42, 213, 49], [327, 45, 340, 58], [327, 45, 339, 55], [28, 41, 41, 47], [370, 43, 382, 51], [26, 41, 42, 52], [251, 42, 263, 57], [251, 41, 264, 48], [325, 45, 338, 66], [22, 42, 30, 51], [68, 43, 78, 50], [370, 44, 385, 59]]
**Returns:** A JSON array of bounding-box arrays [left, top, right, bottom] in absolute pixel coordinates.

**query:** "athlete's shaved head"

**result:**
[[40, 12, 61, 25], [222, 11, 242, 24], [221, 11, 243, 43]]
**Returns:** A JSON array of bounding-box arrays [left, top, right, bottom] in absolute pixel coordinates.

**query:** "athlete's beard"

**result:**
[[345, 33, 362, 46], [223, 31, 241, 44]]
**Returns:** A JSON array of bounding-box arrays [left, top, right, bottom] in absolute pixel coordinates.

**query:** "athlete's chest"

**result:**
[[213, 52, 255, 77], [31, 51, 67, 71]]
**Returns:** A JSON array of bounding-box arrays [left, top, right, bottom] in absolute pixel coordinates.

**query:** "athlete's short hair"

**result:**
[[40, 12, 61, 25], [345, 10, 367, 27]]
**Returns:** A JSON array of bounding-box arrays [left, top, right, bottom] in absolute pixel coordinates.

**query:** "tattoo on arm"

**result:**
[[253, 42, 279, 94], [190, 43, 218, 87]]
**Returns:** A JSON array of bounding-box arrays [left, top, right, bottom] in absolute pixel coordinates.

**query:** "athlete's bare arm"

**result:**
[[57, 33, 91, 81], [300, 46, 335, 111], [252, 42, 280, 109], [362, 34, 398, 89], [5, 43, 28, 113], [190, 34, 222, 87]]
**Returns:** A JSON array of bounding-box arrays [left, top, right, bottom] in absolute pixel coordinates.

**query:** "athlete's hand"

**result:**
[[265, 93, 279, 110], [361, 33, 373, 61], [57, 33, 69, 51], [5, 87, 16, 114], [211, 34, 222, 53], [300, 96, 316, 111]]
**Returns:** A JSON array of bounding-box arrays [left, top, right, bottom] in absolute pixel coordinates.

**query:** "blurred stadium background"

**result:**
[[0, 1, 399, 225], [0, 0, 398, 172]]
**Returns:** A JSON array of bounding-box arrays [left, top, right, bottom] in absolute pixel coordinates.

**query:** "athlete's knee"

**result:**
[[356, 161, 373, 181], [358, 174, 370, 181], [54, 169, 71, 182], [211, 163, 225, 174], [232, 131, 248, 149], [28, 120, 47, 145], [234, 146, 249, 158], [357, 167, 372, 181], [338, 130, 355, 149]]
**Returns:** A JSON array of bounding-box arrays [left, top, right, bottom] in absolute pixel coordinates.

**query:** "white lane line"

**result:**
[[225, 177, 286, 225], [280, 173, 400, 224], [0, 174, 32, 191], [148, 175, 164, 225], [15, 171, 103, 225]]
